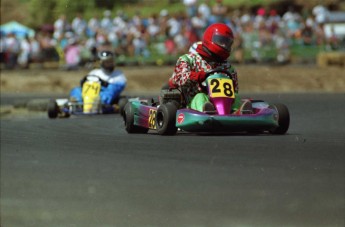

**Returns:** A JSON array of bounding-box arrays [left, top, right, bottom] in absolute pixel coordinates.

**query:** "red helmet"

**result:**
[[202, 23, 234, 61]]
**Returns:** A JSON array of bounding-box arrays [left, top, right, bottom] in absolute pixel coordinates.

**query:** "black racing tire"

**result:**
[[156, 102, 178, 135], [47, 99, 59, 119], [123, 102, 149, 134], [118, 97, 129, 116], [269, 103, 290, 135]]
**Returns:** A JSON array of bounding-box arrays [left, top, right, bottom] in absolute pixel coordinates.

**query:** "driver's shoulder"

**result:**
[[110, 69, 125, 77], [88, 68, 103, 75], [179, 52, 202, 64]]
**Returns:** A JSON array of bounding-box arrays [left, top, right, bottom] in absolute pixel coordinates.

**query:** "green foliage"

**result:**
[[28, 0, 97, 25], [24, 0, 281, 28], [54, 1, 95, 21], [223, 0, 281, 6], [28, 0, 57, 26]]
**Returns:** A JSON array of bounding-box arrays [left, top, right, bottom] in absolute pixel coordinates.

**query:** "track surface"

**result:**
[[1, 93, 345, 227]]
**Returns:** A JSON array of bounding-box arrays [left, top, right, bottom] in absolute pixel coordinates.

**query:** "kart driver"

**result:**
[[168, 23, 252, 114], [69, 51, 127, 112]]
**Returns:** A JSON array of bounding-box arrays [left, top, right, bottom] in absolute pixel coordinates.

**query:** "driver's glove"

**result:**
[[190, 71, 207, 83], [168, 78, 177, 89]]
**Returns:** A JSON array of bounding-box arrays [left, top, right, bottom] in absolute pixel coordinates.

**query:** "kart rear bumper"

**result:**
[[176, 108, 278, 133]]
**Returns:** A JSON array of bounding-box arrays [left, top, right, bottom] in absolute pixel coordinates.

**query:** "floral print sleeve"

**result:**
[[171, 55, 194, 87], [170, 53, 239, 101]]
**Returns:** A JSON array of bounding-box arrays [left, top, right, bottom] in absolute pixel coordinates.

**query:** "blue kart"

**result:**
[[47, 79, 128, 119]]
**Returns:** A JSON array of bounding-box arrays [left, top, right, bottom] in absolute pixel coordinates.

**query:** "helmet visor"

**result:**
[[212, 33, 233, 51]]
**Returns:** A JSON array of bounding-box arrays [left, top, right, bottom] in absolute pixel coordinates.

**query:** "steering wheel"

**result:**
[[204, 68, 232, 79], [200, 68, 232, 89]]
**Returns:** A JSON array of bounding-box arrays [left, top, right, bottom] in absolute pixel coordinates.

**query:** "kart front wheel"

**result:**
[[123, 103, 149, 134], [269, 103, 290, 135], [47, 99, 59, 119], [156, 102, 178, 135]]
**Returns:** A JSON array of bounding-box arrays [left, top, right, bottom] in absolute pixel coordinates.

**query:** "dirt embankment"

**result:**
[[1, 65, 344, 94]]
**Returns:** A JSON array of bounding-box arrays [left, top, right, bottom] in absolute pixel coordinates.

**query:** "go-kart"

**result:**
[[123, 69, 290, 135], [47, 79, 128, 119]]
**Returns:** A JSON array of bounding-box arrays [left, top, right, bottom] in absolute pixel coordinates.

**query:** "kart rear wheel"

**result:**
[[47, 99, 59, 119], [269, 103, 290, 135], [156, 102, 178, 135], [124, 103, 149, 134]]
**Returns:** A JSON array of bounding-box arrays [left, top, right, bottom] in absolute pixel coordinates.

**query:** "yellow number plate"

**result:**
[[208, 78, 235, 98], [148, 109, 157, 129], [82, 81, 101, 113], [82, 81, 101, 98]]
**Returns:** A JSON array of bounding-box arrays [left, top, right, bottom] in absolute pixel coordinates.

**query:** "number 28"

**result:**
[[210, 79, 233, 97]]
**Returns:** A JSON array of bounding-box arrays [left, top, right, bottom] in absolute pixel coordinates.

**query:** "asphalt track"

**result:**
[[1, 93, 345, 227]]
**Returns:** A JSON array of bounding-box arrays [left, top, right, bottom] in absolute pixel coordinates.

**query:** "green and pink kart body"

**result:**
[[123, 71, 290, 135]]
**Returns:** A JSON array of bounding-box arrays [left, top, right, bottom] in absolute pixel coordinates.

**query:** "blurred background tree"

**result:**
[[1, 0, 344, 29]]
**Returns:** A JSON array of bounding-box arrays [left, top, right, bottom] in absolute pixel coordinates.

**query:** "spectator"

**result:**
[[78, 38, 94, 67], [266, 9, 281, 35], [53, 14, 68, 40], [254, 7, 266, 29], [0, 33, 5, 64], [191, 11, 207, 40], [274, 28, 291, 63], [167, 13, 182, 38], [313, 3, 329, 25], [198, 0, 211, 25], [87, 14, 100, 38], [29, 34, 42, 63], [85, 33, 98, 62], [14, 3, 339, 69], [64, 37, 81, 70], [314, 23, 326, 45], [152, 26, 169, 55], [3, 33, 20, 69], [40, 32, 59, 61], [325, 25, 339, 50], [301, 20, 314, 45], [133, 33, 150, 57], [233, 31, 244, 64], [147, 14, 161, 41], [100, 10, 113, 33], [282, 6, 302, 39], [159, 9, 170, 37], [183, 0, 198, 18], [71, 12, 87, 38], [18, 35, 31, 69], [212, 0, 227, 23], [113, 10, 127, 32], [173, 25, 189, 54]]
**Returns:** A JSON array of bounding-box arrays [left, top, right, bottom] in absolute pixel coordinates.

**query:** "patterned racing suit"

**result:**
[[169, 51, 241, 112]]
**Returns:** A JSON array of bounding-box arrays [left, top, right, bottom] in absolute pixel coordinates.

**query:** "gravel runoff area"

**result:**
[[1, 64, 345, 94], [1, 64, 344, 118]]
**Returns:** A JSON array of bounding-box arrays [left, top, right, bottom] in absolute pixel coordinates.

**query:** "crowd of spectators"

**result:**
[[1, 0, 343, 70]]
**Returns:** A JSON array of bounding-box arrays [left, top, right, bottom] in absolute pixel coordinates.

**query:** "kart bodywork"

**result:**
[[123, 70, 290, 135]]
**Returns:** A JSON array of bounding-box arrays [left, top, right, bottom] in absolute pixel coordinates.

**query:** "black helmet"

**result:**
[[98, 51, 115, 73]]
